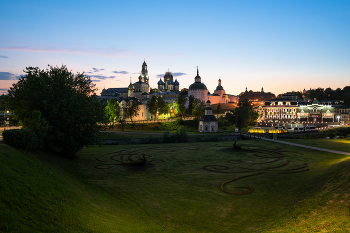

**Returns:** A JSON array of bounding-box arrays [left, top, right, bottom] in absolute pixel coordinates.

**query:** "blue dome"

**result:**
[[157, 78, 165, 85], [174, 79, 179, 85], [167, 79, 174, 85]]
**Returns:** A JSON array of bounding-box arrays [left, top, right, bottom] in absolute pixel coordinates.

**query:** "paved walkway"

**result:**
[[260, 137, 350, 155]]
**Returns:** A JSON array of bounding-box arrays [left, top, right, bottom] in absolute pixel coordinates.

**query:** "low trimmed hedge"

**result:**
[[2, 129, 39, 150]]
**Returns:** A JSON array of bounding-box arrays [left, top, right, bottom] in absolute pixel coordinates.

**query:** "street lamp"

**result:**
[[337, 115, 340, 122]]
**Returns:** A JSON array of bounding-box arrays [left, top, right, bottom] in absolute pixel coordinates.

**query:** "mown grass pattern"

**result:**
[[94, 146, 200, 169], [204, 145, 309, 194]]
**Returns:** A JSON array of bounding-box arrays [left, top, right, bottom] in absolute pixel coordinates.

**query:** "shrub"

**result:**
[[3, 129, 39, 150], [162, 130, 171, 143], [178, 127, 188, 142]]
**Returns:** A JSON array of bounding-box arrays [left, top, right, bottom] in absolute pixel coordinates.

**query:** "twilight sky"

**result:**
[[1, 0, 350, 96]]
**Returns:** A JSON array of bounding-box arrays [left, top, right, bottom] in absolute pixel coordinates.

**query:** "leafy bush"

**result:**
[[162, 130, 171, 143], [3, 129, 39, 150]]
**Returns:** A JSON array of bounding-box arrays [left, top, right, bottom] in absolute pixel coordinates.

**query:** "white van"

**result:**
[[294, 127, 304, 133], [305, 125, 317, 131]]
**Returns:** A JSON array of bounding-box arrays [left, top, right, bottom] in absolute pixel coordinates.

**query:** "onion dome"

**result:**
[[216, 85, 223, 90], [174, 79, 179, 85], [128, 83, 134, 89], [164, 71, 173, 80], [216, 79, 223, 90], [158, 78, 165, 85], [167, 79, 174, 85]]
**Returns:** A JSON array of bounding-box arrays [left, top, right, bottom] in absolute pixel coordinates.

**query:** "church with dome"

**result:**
[[188, 67, 238, 105], [99, 61, 239, 122], [157, 71, 180, 93], [100, 60, 150, 100], [188, 68, 208, 101]]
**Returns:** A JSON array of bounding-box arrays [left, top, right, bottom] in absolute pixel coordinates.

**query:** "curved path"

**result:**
[[261, 137, 350, 155]]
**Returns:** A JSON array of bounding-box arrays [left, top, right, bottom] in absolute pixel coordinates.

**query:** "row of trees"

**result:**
[[239, 90, 276, 102], [303, 87, 350, 105]]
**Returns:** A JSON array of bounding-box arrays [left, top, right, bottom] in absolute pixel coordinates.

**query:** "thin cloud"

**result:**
[[89, 75, 116, 80], [156, 72, 187, 78], [0, 46, 131, 58], [112, 70, 129, 75], [0, 88, 9, 94], [0, 72, 21, 80], [87, 68, 105, 74], [92, 78, 121, 83], [0, 55, 9, 59], [172, 72, 187, 77]]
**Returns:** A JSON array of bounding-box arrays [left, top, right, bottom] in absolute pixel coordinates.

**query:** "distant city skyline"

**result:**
[[1, 0, 349, 96]]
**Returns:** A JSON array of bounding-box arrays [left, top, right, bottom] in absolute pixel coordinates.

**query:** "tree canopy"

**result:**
[[105, 98, 121, 125], [224, 98, 259, 130], [7, 65, 105, 156], [122, 100, 140, 122], [192, 98, 206, 119], [174, 92, 186, 117], [146, 95, 170, 119]]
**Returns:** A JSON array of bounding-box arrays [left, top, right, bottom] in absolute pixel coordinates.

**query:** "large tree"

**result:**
[[192, 98, 206, 119], [105, 98, 121, 126], [7, 65, 105, 156], [232, 98, 259, 129], [123, 100, 140, 122], [174, 92, 186, 117], [146, 95, 169, 120], [187, 95, 195, 115]]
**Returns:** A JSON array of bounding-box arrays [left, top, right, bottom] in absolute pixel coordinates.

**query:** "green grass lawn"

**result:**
[[281, 138, 350, 153], [1, 139, 350, 232]]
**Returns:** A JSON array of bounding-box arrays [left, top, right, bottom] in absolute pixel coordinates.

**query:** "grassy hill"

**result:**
[[1, 139, 350, 232]]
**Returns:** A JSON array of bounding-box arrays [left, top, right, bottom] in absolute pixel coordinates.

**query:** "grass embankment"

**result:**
[[1, 139, 350, 232], [281, 138, 350, 153]]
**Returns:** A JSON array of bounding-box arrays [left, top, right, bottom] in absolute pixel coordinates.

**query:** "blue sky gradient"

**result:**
[[1, 0, 349, 95]]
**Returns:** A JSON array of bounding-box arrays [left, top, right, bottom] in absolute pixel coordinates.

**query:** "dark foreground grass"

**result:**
[[1, 139, 350, 232]]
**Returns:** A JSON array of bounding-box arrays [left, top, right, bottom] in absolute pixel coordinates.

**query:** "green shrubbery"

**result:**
[[112, 118, 199, 132], [162, 128, 188, 143], [3, 129, 39, 150]]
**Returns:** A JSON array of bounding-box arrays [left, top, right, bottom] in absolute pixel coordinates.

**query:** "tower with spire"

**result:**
[[188, 67, 208, 103], [128, 78, 134, 98], [139, 60, 149, 84]]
